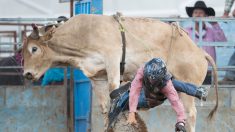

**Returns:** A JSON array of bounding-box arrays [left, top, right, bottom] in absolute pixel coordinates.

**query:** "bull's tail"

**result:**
[[205, 52, 218, 120]]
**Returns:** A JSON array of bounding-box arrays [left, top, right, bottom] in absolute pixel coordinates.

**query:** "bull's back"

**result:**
[[58, 14, 208, 84]]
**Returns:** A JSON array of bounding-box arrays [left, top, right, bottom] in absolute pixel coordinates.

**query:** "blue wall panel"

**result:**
[[73, 69, 91, 132], [74, 1, 102, 131]]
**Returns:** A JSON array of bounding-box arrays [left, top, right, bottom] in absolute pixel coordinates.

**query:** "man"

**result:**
[[0, 50, 24, 85], [185, 1, 227, 84], [223, 0, 235, 18], [109, 58, 208, 132], [220, 0, 235, 84]]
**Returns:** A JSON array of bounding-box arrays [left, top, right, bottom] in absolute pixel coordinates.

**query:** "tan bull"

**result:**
[[22, 14, 218, 132]]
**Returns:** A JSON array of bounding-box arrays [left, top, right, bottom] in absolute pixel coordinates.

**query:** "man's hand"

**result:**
[[127, 112, 137, 125], [208, 16, 218, 25], [222, 11, 230, 18], [175, 122, 186, 132], [232, 9, 235, 17]]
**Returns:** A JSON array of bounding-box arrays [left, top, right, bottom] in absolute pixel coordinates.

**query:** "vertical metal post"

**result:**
[[13, 31, 17, 54], [70, 67, 74, 132], [70, 0, 74, 17], [192, 19, 196, 41], [199, 18, 203, 47]]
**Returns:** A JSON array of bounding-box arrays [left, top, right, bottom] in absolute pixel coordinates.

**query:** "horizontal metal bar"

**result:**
[[0, 66, 22, 69], [0, 17, 234, 22], [75, 79, 90, 83], [197, 42, 235, 46], [0, 72, 22, 75], [202, 84, 235, 88], [0, 50, 17, 53], [0, 66, 68, 69], [0, 18, 58, 22], [153, 17, 235, 22], [0, 22, 45, 26], [208, 66, 235, 71], [0, 42, 22, 45], [218, 85, 235, 88]]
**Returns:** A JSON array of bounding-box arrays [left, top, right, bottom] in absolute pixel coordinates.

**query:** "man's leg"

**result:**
[[224, 51, 235, 81], [172, 79, 208, 101], [108, 88, 149, 128]]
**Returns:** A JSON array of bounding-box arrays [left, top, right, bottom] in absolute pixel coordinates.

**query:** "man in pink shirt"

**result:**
[[185, 1, 227, 84], [108, 58, 208, 132]]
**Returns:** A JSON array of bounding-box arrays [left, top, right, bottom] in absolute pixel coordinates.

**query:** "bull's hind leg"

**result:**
[[180, 93, 197, 132]]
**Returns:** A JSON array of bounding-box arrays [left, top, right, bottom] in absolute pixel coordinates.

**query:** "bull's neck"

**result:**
[[47, 39, 89, 67]]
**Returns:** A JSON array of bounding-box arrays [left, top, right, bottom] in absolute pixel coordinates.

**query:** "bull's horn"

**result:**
[[30, 23, 39, 40]]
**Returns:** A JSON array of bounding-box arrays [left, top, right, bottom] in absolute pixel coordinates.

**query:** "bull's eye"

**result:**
[[32, 47, 37, 53]]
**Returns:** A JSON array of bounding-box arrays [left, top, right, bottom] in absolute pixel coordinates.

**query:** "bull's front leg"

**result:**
[[105, 57, 121, 92]]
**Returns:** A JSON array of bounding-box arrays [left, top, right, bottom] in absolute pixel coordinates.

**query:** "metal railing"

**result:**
[[155, 17, 235, 88]]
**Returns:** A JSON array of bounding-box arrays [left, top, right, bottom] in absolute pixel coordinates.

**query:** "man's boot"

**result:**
[[195, 86, 209, 101], [108, 91, 129, 129], [110, 82, 131, 99]]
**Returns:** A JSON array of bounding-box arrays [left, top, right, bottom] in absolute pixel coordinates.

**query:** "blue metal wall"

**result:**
[[73, 69, 92, 132], [74, 0, 102, 131], [0, 85, 68, 132], [75, 0, 103, 14]]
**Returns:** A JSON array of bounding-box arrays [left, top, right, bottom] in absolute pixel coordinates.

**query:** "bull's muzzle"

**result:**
[[24, 72, 33, 80]]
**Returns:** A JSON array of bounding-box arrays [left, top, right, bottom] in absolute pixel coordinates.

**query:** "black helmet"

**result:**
[[144, 58, 167, 84]]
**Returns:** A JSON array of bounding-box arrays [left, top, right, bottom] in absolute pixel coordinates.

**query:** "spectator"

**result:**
[[220, 0, 235, 84], [0, 49, 24, 85], [223, 0, 235, 18], [184, 1, 227, 84]]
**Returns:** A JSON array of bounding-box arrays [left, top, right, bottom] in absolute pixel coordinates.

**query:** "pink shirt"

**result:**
[[185, 23, 227, 63], [129, 66, 186, 123]]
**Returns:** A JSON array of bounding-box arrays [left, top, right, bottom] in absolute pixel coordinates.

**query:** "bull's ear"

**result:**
[[23, 34, 27, 45], [40, 27, 55, 42], [30, 23, 39, 40]]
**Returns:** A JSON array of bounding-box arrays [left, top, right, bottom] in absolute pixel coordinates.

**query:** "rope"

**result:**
[[113, 12, 154, 59], [165, 23, 175, 65], [113, 12, 127, 79]]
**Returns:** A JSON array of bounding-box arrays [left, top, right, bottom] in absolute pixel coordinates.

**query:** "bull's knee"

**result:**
[[109, 82, 120, 93]]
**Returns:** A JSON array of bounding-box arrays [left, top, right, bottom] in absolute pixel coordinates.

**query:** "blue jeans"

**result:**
[[120, 89, 149, 110], [136, 79, 198, 109], [225, 51, 235, 80], [172, 79, 198, 96]]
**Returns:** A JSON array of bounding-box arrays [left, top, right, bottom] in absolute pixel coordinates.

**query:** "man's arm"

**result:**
[[129, 66, 144, 112], [127, 66, 144, 124], [211, 23, 227, 42], [224, 0, 235, 17], [161, 80, 186, 123]]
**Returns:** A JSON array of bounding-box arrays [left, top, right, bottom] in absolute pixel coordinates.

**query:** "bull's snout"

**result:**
[[24, 72, 33, 80]]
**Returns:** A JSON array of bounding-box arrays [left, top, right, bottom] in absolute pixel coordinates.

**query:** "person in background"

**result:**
[[184, 1, 227, 84], [223, 0, 235, 18], [220, 0, 235, 84]]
